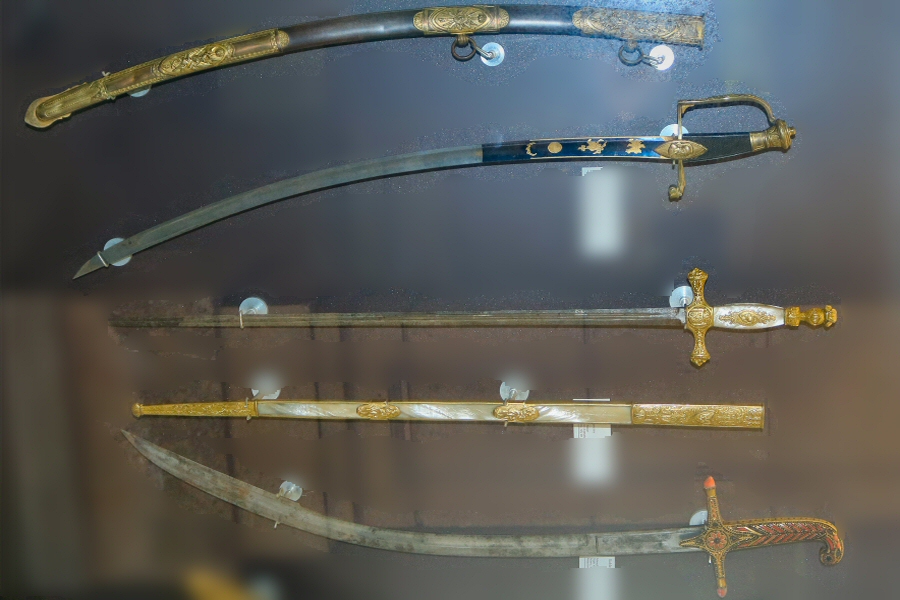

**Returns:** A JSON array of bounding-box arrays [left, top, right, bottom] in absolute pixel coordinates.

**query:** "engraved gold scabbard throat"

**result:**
[[125, 432, 843, 598], [111, 268, 836, 367], [75, 95, 794, 280], [27, 5, 706, 129]]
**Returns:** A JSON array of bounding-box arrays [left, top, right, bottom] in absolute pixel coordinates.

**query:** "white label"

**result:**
[[579, 557, 615, 569], [573, 424, 612, 438]]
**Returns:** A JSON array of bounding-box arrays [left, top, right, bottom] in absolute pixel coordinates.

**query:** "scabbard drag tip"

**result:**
[[24, 95, 57, 129], [717, 585, 727, 597], [132, 403, 143, 418], [704, 476, 716, 490]]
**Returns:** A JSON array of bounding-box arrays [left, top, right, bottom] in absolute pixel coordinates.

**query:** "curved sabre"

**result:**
[[124, 431, 843, 597], [26, 4, 706, 128], [74, 94, 794, 279]]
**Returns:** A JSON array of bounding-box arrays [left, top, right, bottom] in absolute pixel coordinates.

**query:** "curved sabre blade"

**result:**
[[123, 430, 696, 557]]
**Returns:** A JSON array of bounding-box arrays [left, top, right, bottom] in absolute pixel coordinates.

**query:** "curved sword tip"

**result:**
[[73, 255, 104, 279]]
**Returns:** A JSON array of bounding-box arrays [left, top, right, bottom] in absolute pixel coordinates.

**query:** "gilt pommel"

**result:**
[[785, 305, 838, 328], [132, 403, 143, 418], [749, 119, 796, 152]]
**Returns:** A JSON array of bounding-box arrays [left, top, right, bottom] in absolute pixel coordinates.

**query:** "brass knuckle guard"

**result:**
[[682, 268, 837, 367], [680, 477, 843, 597], [25, 29, 290, 128], [667, 94, 796, 201]]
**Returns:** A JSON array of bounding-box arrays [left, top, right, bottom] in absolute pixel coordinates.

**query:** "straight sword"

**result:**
[[123, 431, 843, 598], [27, 4, 705, 128], [110, 268, 837, 367], [74, 95, 795, 279]]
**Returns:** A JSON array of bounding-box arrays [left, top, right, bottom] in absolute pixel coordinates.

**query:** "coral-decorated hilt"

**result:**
[[680, 477, 843, 597], [682, 268, 838, 367]]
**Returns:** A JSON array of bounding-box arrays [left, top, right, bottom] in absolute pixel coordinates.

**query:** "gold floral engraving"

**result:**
[[356, 402, 401, 420], [578, 139, 607, 154], [654, 139, 708, 160], [625, 139, 645, 154], [631, 404, 764, 429], [525, 142, 537, 157], [785, 306, 838, 328], [132, 401, 258, 418], [685, 268, 714, 367], [718, 309, 777, 327], [548, 142, 563, 154], [493, 403, 540, 422], [680, 477, 843, 596], [26, 29, 290, 128], [157, 43, 235, 76], [572, 7, 704, 46], [413, 5, 510, 35]]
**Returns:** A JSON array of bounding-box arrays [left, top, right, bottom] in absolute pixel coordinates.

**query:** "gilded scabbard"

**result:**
[[27, 5, 706, 128]]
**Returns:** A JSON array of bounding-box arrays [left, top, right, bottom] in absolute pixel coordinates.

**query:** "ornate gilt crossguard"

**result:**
[[683, 268, 837, 367], [681, 477, 843, 597]]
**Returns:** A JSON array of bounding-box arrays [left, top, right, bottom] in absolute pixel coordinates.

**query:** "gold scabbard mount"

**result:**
[[132, 401, 259, 419], [25, 29, 290, 128], [356, 401, 401, 420], [493, 402, 540, 424], [631, 404, 764, 429], [667, 94, 795, 201], [785, 305, 838, 328], [413, 5, 510, 62], [572, 7, 704, 67], [680, 477, 843, 597]]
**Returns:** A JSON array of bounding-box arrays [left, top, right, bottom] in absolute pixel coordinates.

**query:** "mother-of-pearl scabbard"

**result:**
[[257, 401, 634, 424], [132, 400, 766, 429]]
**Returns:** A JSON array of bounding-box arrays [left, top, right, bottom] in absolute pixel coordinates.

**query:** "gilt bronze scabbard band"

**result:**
[[131, 400, 765, 429], [74, 95, 792, 280], [26, 5, 704, 128]]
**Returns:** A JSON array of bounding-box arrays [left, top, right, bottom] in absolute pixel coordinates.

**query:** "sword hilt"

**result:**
[[683, 268, 838, 367], [681, 477, 843, 597], [667, 94, 795, 201]]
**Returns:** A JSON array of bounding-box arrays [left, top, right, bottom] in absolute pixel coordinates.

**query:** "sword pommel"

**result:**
[[132, 403, 143, 418], [785, 305, 838, 328], [681, 476, 843, 597]]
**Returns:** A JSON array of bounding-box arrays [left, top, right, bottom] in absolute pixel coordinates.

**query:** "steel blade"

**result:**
[[110, 307, 685, 328], [124, 431, 700, 558]]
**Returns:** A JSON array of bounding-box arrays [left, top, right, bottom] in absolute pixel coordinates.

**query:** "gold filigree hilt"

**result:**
[[681, 268, 838, 367], [667, 94, 796, 201], [680, 477, 843, 597]]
